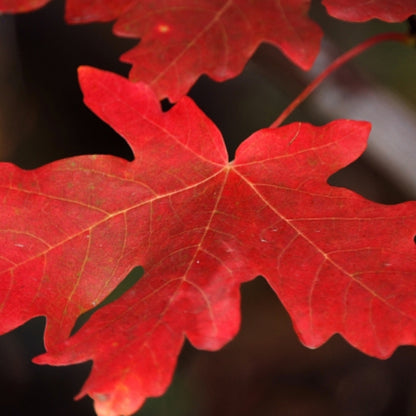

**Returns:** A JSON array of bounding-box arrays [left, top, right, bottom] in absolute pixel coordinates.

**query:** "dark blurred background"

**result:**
[[0, 0, 416, 415]]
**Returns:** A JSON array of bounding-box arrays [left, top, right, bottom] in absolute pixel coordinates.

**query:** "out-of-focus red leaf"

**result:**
[[0, 0, 49, 12], [64, 0, 323, 101], [5, 0, 415, 100], [65, 0, 136, 22], [1, 67, 415, 416], [0, 0, 322, 101], [323, 0, 416, 22]]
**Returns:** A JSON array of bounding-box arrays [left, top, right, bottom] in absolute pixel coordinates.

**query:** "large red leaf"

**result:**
[[323, 0, 416, 22], [1, 67, 415, 415]]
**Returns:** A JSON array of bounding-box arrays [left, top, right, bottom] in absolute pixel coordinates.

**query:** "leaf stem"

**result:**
[[270, 32, 413, 128]]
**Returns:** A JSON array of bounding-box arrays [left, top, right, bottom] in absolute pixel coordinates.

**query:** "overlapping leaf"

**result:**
[[323, 0, 416, 22], [3, 1, 415, 100], [67, 0, 324, 101], [1, 67, 415, 416], [1, 0, 323, 101]]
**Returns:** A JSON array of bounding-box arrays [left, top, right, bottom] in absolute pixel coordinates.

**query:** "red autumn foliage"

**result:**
[[0, 0, 323, 101], [3, 0, 416, 101], [0, 1, 415, 416], [1, 67, 415, 416], [323, 0, 416, 22], [0, 0, 48, 12], [63, 0, 323, 101]]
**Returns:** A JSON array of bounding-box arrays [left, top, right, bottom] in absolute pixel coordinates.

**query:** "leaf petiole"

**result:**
[[270, 32, 414, 128]]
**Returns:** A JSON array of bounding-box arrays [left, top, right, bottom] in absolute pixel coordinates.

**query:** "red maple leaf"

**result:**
[[0, 0, 323, 101], [323, 0, 416, 22], [1, 67, 415, 416], [66, 0, 323, 101], [3, 1, 415, 100]]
